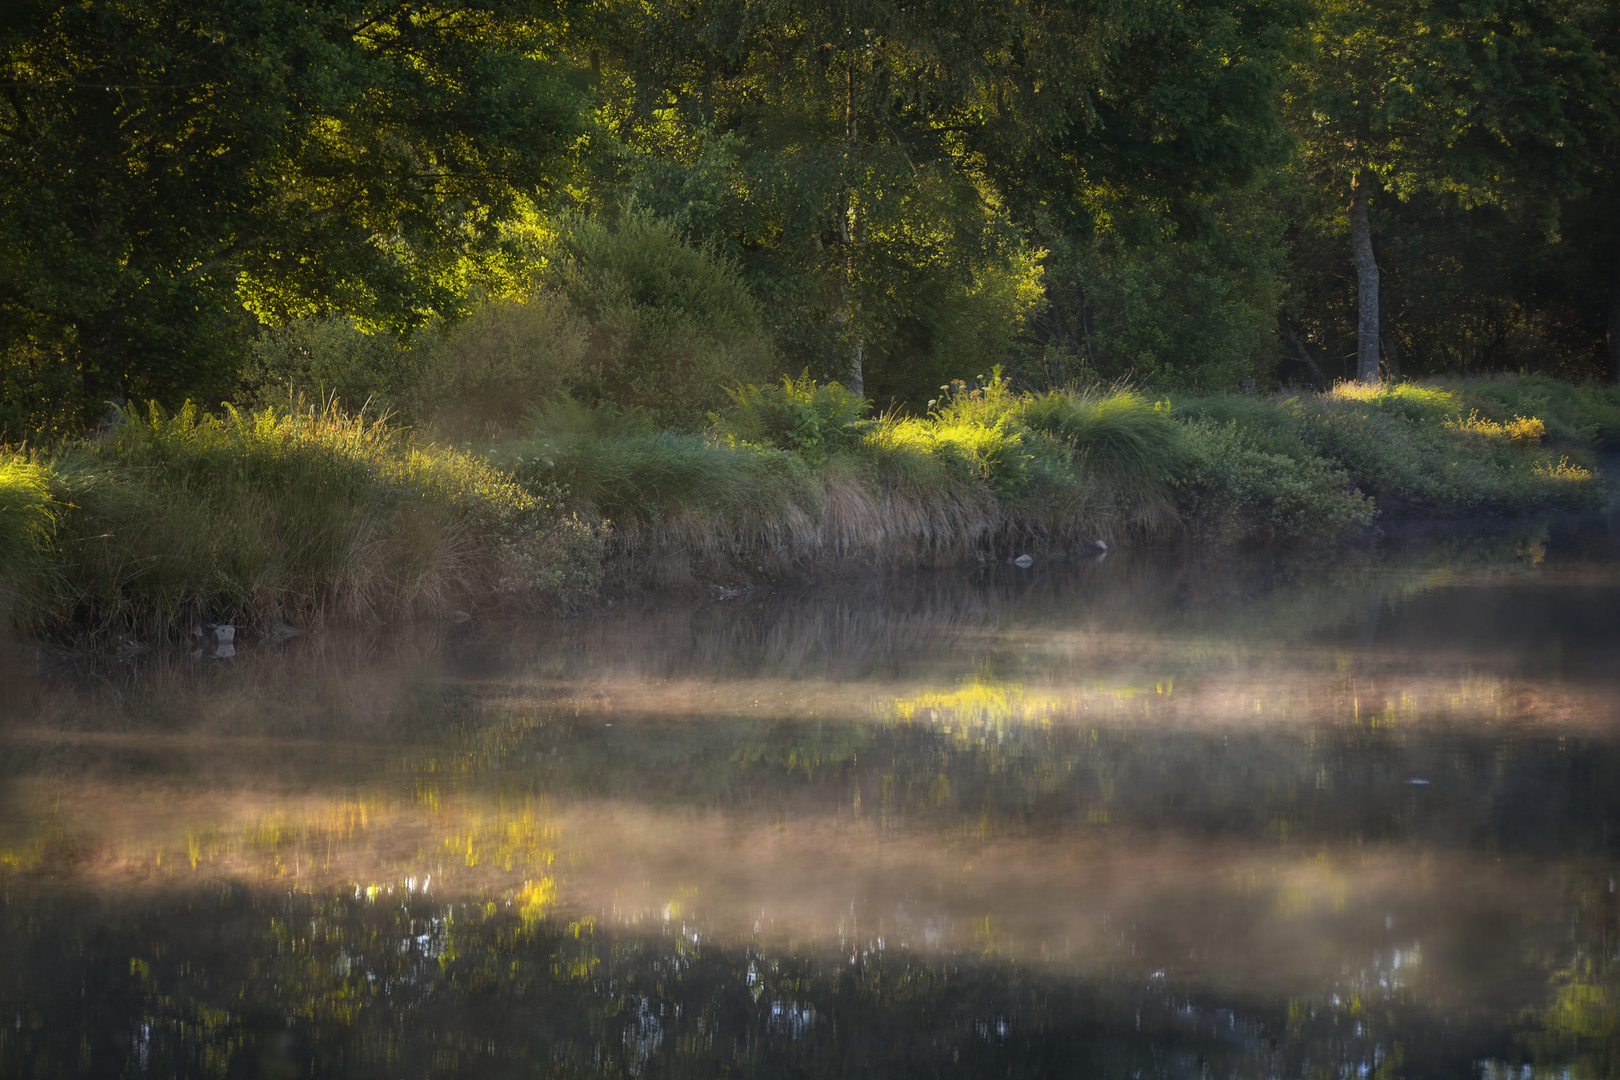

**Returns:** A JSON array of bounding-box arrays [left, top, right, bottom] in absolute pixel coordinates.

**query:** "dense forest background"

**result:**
[[3, 0, 1618, 439]]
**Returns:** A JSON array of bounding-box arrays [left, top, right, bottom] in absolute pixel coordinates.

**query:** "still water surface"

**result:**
[[4, 516, 1620, 1077]]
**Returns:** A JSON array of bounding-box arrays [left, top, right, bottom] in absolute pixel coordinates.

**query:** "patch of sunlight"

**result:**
[[1444, 410, 1545, 446], [1534, 455, 1593, 482]]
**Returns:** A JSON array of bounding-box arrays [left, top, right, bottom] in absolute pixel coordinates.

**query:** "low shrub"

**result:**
[[715, 373, 870, 463], [1178, 419, 1376, 541], [1442, 375, 1620, 447], [405, 293, 589, 440], [245, 296, 591, 441], [544, 213, 778, 429]]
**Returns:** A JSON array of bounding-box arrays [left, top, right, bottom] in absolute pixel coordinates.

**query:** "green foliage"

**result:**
[[245, 295, 592, 440], [1441, 375, 1620, 446], [716, 374, 872, 463], [0, 0, 587, 435], [0, 452, 58, 613], [1015, 389, 1182, 493], [590, 0, 1300, 402], [1173, 382, 1607, 517], [241, 317, 412, 418], [1179, 419, 1378, 541], [541, 214, 776, 429], [10, 401, 603, 637], [1280, 0, 1620, 385], [499, 400, 815, 528], [404, 293, 590, 439], [1030, 185, 1290, 391]]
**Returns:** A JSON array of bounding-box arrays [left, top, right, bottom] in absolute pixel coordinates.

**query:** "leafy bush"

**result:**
[[245, 297, 590, 440], [404, 293, 589, 439], [715, 373, 870, 463], [1443, 375, 1620, 447], [500, 400, 815, 528], [1176, 383, 1605, 517], [1179, 419, 1376, 541], [242, 317, 410, 417], [544, 213, 777, 429]]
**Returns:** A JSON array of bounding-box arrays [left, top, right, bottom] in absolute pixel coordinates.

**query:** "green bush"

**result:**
[[244, 296, 591, 441], [543, 213, 777, 428], [715, 373, 870, 463], [404, 293, 589, 440], [241, 316, 410, 418], [501, 400, 816, 528], [1174, 382, 1605, 517], [1443, 375, 1620, 447], [1179, 419, 1376, 541]]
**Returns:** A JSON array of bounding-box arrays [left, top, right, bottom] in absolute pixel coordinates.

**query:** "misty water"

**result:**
[[4, 514, 1620, 1078]]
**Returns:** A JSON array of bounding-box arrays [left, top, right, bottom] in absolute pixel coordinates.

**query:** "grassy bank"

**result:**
[[498, 373, 1611, 592], [1, 374, 1613, 640], [0, 402, 603, 642]]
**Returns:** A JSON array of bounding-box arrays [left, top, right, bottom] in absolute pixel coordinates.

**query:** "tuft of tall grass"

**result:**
[[0, 453, 59, 621], [11, 401, 604, 640]]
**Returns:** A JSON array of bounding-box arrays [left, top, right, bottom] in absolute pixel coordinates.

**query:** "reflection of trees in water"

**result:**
[[0, 885, 1540, 1079], [461, 518, 1569, 683], [3, 516, 1617, 1076], [451, 700, 1620, 855]]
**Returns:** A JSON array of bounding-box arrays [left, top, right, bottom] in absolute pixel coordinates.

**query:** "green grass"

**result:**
[[1172, 379, 1606, 518], [3, 401, 604, 640], [493, 372, 1407, 591], [0, 454, 58, 622]]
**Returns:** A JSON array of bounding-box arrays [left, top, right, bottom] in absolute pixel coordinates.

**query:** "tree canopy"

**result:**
[[2, 0, 1619, 437], [0, 0, 587, 435]]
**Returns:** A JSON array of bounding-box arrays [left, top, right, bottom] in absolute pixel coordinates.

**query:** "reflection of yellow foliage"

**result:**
[[517, 878, 555, 927], [1546, 977, 1619, 1041], [882, 678, 1073, 745], [972, 914, 999, 957], [441, 801, 557, 875]]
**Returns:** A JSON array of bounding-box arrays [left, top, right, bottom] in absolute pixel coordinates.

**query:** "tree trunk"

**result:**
[[1609, 240, 1620, 386], [836, 63, 864, 396], [1350, 171, 1382, 384]]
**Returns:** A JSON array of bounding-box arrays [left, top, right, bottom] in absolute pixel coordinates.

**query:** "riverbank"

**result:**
[[1, 374, 1614, 642]]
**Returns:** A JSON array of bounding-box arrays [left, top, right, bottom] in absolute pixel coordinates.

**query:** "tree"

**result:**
[[0, 0, 587, 437], [1288, 0, 1618, 383], [582, 0, 1302, 405]]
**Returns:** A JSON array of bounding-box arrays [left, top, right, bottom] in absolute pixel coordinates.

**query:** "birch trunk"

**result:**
[[839, 64, 864, 396], [1350, 171, 1381, 384]]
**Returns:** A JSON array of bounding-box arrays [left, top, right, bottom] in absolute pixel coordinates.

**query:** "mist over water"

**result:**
[[4, 514, 1620, 1077]]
